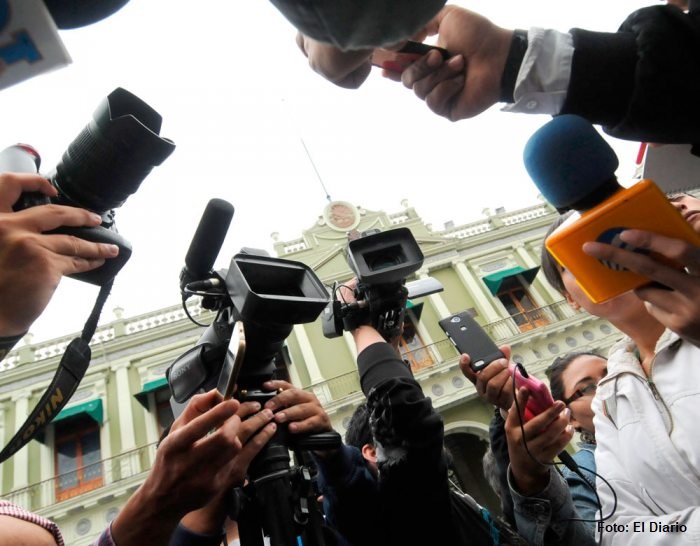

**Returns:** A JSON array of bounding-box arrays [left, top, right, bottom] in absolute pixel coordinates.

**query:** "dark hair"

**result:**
[[345, 402, 373, 449], [540, 211, 575, 296], [545, 351, 605, 402]]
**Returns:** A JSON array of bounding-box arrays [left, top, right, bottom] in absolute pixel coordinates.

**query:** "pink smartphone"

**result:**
[[512, 363, 554, 422], [371, 41, 449, 73]]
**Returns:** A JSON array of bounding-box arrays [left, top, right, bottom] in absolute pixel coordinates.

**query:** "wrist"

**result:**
[[510, 462, 549, 496], [499, 29, 528, 103], [0, 331, 26, 361]]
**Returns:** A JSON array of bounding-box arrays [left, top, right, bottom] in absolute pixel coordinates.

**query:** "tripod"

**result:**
[[231, 390, 341, 546]]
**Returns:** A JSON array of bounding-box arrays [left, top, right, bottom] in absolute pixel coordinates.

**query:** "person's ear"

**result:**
[[361, 443, 377, 464]]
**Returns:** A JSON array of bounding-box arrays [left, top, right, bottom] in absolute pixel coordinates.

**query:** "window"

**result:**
[[55, 415, 103, 501], [497, 286, 549, 332], [398, 313, 435, 372]]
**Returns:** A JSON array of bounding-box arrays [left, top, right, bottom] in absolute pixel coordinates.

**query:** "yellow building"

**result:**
[[0, 199, 624, 544]]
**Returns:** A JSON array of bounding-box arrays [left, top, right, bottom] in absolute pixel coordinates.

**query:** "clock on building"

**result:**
[[323, 201, 360, 231]]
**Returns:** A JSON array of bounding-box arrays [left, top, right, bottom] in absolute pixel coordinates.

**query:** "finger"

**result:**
[[235, 401, 262, 419], [0, 173, 56, 211], [237, 409, 275, 445], [401, 49, 450, 89], [275, 401, 329, 429], [583, 241, 691, 289], [459, 354, 477, 383], [43, 234, 120, 260], [169, 391, 237, 445], [507, 387, 530, 427], [619, 229, 700, 265], [15, 204, 103, 232], [265, 387, 314, 411], [522, 401, 568, 439], [226, 421, 278, 484]]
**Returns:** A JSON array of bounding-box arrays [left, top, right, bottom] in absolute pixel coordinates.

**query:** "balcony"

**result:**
[[1, 443, 156, 512]]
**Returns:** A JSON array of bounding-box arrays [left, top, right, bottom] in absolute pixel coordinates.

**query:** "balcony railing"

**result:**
[[306, 299, 583, 400], [1, 443, 156, 511]]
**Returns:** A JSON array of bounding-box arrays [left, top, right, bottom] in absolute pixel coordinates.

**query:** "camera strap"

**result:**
[[0, 279, 113, 464]]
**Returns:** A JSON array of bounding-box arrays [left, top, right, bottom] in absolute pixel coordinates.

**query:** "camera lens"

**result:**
[[52, 88, 175, 213]]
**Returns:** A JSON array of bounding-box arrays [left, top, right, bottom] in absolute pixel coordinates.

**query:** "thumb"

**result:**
[[507, 387, 530, 427]]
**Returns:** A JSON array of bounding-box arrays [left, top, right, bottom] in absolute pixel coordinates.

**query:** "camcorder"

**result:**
[[167, 199, 341, 546], [323, 227, 443, 340], [0, 87, 175, 285]]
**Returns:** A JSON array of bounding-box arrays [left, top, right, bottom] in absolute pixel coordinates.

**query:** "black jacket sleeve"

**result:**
[[561, 5, 700, 148], [356, 342, 458, 545]]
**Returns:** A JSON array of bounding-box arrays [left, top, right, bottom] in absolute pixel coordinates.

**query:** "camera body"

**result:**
[[323, 227, 438, 340], [1, 87, 175, 286], [168, 248, 330, 406]]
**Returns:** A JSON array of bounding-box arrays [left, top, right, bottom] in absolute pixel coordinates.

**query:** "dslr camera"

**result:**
[[323, 227, 442, 340], [0, 87, 175, 285]]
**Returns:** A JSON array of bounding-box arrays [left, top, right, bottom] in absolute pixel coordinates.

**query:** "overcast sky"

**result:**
[[3, 0, 652, 343]]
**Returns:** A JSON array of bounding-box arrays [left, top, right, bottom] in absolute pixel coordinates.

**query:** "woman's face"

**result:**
[[669, 193, 700, 233], [559, 265, 645, 323], [561, 354, 608, 435]]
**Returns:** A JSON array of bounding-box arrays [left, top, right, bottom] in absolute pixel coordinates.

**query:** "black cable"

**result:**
[[508, 366, 617, 544], [182, 297, 209, 327]]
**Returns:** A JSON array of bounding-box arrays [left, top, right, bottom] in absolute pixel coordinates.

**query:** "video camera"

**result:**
[[323, 227, 443, 340], [0, 87, 175, 285], [167, 199, 341, 546]]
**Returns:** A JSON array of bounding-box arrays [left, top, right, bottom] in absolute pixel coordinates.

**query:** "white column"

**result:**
[[111, 363, 136, 450], [453, 262, 501, 322], [418, 271, 451, 319], [12, 392, 30, 504], [292, 325, 323, 384]]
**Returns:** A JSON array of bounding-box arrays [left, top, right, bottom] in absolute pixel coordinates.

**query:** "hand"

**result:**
[[111, 390, 273, 545], [179, 400, 277, 534], [263, 380, 332, 435], [460, 346, 514, 410], [296, 33, 372, 89], [0, 173, 119, 336], [505, 388, 572, 496], [401, 5, 513, 121], [583, 229, 700, 346]]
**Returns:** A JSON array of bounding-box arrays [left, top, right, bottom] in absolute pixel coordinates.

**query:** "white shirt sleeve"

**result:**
[[502, 27, 574, 115]]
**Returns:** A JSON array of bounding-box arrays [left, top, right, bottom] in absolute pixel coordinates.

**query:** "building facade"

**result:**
[[0, 199, 623, 544]]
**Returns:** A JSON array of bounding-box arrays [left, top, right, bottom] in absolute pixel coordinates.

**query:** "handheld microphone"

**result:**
[[524, 115, 700, 303], [180, 198, 234, 296]]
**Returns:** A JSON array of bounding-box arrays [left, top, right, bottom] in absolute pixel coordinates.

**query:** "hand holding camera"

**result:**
[[0, 172, 119, 337]]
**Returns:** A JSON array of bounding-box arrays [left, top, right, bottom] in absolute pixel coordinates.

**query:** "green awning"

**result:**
[[54, 399, 103, 425], [482, 266, 540, 295], [405, 301, 424, 321], [135, 377, 169, 408]]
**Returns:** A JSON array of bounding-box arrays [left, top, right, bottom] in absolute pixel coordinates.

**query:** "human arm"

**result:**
[[505, 388, 595, 545], [0, 173, 118, 343], [171, 401, 277, 544], [401, 5, 700, 146], [103, 390, 265, 546], [582, 229, 700, 347]]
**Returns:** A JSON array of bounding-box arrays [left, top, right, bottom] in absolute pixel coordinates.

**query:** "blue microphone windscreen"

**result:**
[[523, 115, 619, 210]]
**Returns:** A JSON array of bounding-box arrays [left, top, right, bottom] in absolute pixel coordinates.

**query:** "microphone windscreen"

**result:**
[[523, 115, 619, 210], [184, 199, 234, 279], [43, 0, 131, 29]]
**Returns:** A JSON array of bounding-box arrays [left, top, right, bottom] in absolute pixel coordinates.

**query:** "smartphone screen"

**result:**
[[438, 311, 504, 371], [216, 321, 246, 399], [371, 41, 449, 72]]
